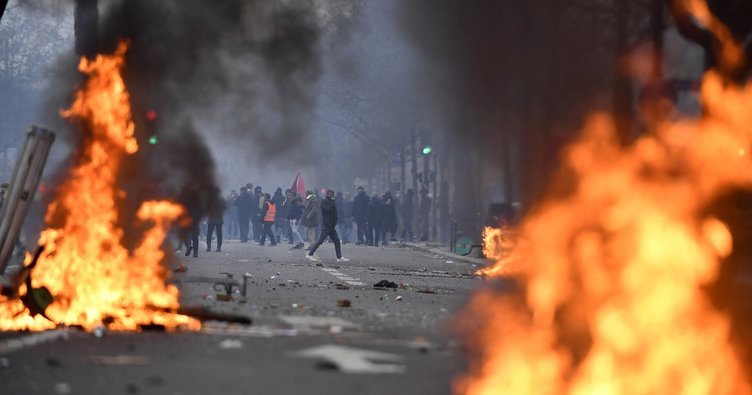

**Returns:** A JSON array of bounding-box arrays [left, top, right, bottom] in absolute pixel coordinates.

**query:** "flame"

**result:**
[[458, 5, 752, 395], [479, 226, 517, 277], [0, 42, 199, 331]]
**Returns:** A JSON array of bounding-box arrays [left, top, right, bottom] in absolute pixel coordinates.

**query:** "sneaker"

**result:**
[[184, 248, 192, 257], [336, 257, 350, 262], [305, 254, 320, 262]]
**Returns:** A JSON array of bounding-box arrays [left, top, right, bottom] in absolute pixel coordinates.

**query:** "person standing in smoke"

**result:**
[[205, 187, 225, 252], [300, 190, 320, 249], [305, 189, 350, 262], [367, 192, 384, 247], [335, 191, 345, 243], [381, 191, 397, 246], [180, 182, 206, 258], [259, 193, 277, 246], [400, 189, 415, 242], [352, 186, 369, 245], [234, 187, 253, 242], [225, 189, 239, 240], [272, 187, 286, 243], [252, 186, 264, 242], [342, 192, 354, 244], [285, 189, 305, 249], [419, 188, 432, 242]]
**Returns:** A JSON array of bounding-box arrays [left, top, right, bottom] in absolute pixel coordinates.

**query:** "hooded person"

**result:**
[[381, 191, 397, 245], [305, 189, 350, 262], [252, 185, 264, 242], [352, 186, 369, 245], [272, 187, 286, 242], [205, 187, 226, 252], [300, 190, 320, 249]]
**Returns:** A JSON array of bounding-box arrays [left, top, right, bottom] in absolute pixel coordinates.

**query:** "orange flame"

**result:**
[[458, 5, 752, 395], [478, 226, 517, 277], [0, 42, 199, 331]]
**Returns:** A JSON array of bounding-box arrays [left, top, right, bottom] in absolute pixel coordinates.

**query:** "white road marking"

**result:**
[[279, 315, 359, 329], [319, 267, 366, 286], [292, 344, 405, 374], [0, 330, 69, 355]]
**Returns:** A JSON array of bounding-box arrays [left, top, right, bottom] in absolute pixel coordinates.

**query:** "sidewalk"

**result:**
[[404, 242, 489, 266]]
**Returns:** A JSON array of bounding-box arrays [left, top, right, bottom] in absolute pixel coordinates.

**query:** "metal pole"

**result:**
[[0, 126, 55, 275]]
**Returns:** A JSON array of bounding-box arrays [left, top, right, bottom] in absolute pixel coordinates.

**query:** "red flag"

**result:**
[[291, 172, 305, 195]]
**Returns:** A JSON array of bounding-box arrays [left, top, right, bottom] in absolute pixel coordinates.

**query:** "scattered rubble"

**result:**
[[374, 280, 398, 289], [336, 299, 351, 307], [395, 296, 403, 301]]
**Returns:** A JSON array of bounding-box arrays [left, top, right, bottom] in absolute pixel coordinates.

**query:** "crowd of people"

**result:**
[[177, 182, 434, 261]]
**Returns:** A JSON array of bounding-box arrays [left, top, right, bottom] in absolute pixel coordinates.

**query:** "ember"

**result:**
[[457, 1, 752, 394], [0, 42, 199, 332]]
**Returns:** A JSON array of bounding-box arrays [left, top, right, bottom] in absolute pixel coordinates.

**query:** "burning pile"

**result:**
[[458, 3, 752, 395], [0, 43, 199, 332]]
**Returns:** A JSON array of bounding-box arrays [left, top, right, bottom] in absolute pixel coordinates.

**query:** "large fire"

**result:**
[[459, 3, 752, 395], [0, 43, 199, 331]]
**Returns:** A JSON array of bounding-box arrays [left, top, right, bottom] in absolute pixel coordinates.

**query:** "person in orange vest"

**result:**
[[259, 193, 278, 246]]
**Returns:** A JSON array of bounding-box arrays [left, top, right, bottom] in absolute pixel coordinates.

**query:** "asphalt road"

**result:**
[[0, 239, 482, 395]]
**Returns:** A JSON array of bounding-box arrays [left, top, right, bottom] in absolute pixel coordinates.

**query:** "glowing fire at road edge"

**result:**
[[0, 43, 199, 332]]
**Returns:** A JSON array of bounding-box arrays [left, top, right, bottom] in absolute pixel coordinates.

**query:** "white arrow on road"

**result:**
[[292, 344, 406, 374]]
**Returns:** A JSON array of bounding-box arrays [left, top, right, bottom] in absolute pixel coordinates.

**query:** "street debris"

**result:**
[[89, 355, 150, 366], [292, 344, 405, 374], [336, 299, 351, 307], [373, 280, 398, 289], [216, 294, 232, 302], [279, 315, 359, 330], [395, 295, 403, 301], [416, 289, 437, 294], [218, 339, 243, 349], [335, 284, 350, 290]]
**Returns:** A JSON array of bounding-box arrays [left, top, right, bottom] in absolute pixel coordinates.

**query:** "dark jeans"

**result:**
[[252, 216, 263, 241], [356, 219, 367, 243], [369, 226, 381, 247], [260, 221, 277, 245], [238, 214, 250, 242], [206, 222, 223, 251], [401, 217, 413, 241], [184, 224, 200, 256], [308, 226, 342, 259], [342, 219, 353, 243]]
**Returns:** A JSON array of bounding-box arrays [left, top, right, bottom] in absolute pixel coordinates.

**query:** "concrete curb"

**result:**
[[403, 242, 489, 266]]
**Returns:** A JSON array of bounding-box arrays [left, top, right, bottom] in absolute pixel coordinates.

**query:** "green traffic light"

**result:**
[[422, 146, 432, 155], [148, 135, 158, 145]]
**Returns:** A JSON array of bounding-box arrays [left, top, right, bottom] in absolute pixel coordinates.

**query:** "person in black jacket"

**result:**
[[285, 190, 305, 249], [234, 187, 253, 242], [306, 189, 350, 262], [205, 187, 226, 252], [367, 193, 384, 247], [381, 191, 397, 246], [352, 186, 369, 245]]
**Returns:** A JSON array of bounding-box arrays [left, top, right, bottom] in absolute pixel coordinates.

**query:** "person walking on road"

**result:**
[[306, 189, 349, 262], [352, 186, 369, 245], [367, 193, 384, 247], [301, 190, 320, 249], [286, 190, 305, 249], [259, 193, 278, 246]]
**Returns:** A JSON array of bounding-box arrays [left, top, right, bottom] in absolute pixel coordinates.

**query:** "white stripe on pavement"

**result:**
[[0, 330, 70, 354], [319, 267, 366, 286]]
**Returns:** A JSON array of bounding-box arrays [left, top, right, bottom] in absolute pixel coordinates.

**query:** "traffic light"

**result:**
[[146, 109, 158, 145], [422, 146, 433, 155]]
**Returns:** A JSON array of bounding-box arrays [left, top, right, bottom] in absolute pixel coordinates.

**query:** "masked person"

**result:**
[[367, 193, 384, 247], [205, 188, 226, 252], [306, 189, 350, 262], [234, 187, 253, 242]]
